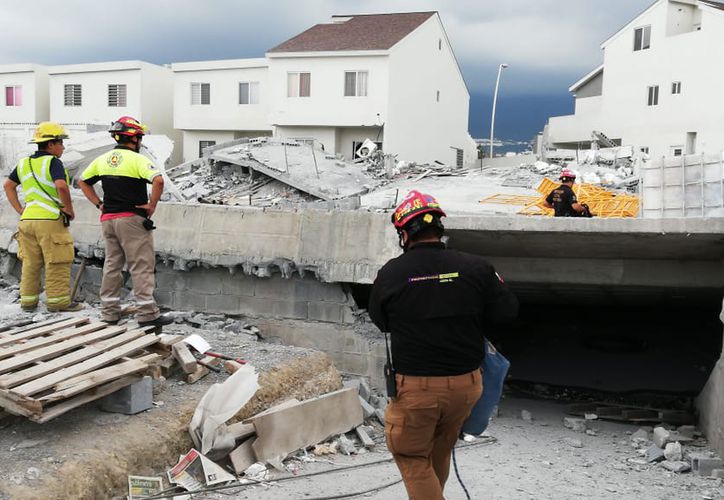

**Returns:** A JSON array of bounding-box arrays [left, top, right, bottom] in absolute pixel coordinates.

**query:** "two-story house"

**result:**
[[545, 0, 724, 160], [174, 12, 477, 167], [171, 58, 272, 162], [48, 60, 180, 162]]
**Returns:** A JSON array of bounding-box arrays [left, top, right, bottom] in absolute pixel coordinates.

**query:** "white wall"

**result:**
[[547, 1, 724, 159], [267, 54, 389, 129], [140, 63, 180, 164], [173, 60, 271, 132], [50, 68, 143, 125], [0, 66, 48, 123], [386, 15, 475, 166], [181, 130, 236, 163], [274, 126, 338, 153]]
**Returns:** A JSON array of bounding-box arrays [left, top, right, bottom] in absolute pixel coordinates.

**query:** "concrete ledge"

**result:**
[[698, 350, 724, 458]]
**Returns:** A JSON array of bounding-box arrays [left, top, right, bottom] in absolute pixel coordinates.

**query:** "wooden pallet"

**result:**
[[0, 317, 161, 423]]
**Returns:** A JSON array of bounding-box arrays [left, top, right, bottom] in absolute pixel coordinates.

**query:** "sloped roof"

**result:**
[[569, 64, 604, 93], [268, 12, 436, 53]]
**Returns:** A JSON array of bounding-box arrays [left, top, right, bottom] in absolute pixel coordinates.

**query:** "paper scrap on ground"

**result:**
[[189, 363, 259, 458], [128, 475, 163, 499], [183, 334, 212, 354], [167, 448, 236, 492]]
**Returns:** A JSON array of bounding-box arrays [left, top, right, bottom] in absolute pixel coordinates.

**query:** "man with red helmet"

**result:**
[[78, 116, 172, 328], [368, 190, 518, 499], [543, 169, 586, 217]]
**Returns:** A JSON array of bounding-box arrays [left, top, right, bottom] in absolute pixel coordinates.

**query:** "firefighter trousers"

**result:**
[[17, 218, 75, 310], [384, 369, 482, 500], [100, 215, 160, 323]]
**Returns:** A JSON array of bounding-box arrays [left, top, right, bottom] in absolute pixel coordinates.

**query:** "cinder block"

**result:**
[[691, 454, 724, 476], [100, 376, 153, 415], [253, 276, 296, 299], [205, 294, 241, 314], [155, 269, 180, 291], [153, 290, 174, 308], [308, 302, 345, 323], [222, 274, 254, 296], [174, 292, 208, 312], [239, 296, 307, 320], [187, 269, 224, 295]]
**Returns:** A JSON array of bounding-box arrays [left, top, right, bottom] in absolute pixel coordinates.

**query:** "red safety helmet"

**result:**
[[559, 169, 576, 181], [391, 190, 446, 229], [109, 116, 148, 138]]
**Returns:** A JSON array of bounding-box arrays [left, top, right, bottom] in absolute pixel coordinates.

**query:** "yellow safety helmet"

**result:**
[[29, 122, 69, 144]]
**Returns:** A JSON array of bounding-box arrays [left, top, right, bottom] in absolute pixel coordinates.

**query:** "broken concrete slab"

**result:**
[[359, 396, 375, 419], [355, 426, 375, 449], [227, 422, 256, 441], [646, 444, 665, 463], [691, 454, 724, 477], [653, 426, 671, 448], [664, 442, 682, 462], [563, 417, 587, 432], [230, 438, 257, 475], [662, 460, 690, 473], [251, 387, 362, 463]]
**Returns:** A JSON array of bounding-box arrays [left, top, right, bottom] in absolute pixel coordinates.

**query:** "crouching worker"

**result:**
[[368, 190, 518, 499], [78, 116, 172, 328], [3, 122, 83, 312]]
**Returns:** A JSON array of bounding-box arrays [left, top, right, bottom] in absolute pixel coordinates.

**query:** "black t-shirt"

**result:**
[[7, 152, 66, 184], [546, 184, 578, 217], [368, 242, 519, 376]]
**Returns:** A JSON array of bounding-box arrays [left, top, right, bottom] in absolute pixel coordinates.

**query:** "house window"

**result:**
[[671, 146, 683, 157], [438, 38, 442, 50], [287, 72, 311, 97], [108, 84, 127, 107], [634, 25, 651, 51], [5, 86, 22, 106], [640, 147, 649, 154], [64, 84, 82, 106], [344, 71, 368, 97], [647, 85, 659, 106], [191, 83, 210, 105], [455, 148, 463, 167], [436, 90, 440, 102], [199, 140, 216, 157], [671, 81, 682, 94], [239, 82, 260, 104]]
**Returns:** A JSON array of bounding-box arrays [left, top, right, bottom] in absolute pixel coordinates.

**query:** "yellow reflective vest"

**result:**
[[17, 155, 69, 221]]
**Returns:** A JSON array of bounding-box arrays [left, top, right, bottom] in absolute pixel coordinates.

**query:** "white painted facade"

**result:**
[[546, 0, 724, 160], [174, 13, 476, 166], [47, 60, 180, 163], [171, 58, 272, 163], [268, 14, 475, 166], [0, 64, 49, 125]]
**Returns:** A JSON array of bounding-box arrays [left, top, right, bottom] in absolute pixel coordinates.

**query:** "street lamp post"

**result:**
[[489, 63, 509, 159]]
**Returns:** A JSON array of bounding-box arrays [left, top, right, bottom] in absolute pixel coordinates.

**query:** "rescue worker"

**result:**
[[544, 169, 586, 217], [368, 190, 518, 500], [77, 116, 172, 327], [3, 122, 83, 312]]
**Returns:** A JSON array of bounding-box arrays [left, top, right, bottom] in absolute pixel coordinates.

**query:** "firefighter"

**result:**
[[2, 122, 83, 312], [78, 116, 172, 327], [544, 169, 587, 217], [368, 190, 518, 500]]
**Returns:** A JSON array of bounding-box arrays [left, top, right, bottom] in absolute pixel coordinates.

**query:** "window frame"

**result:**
[[671, 81, 682, 95], [647, 85, 659, 106], [107, 84, 127, 107], [287, 72, 311, 98], [239, 81, 260, 105], [191, 82, 211, 105], [343, 71, 368, 97], [199, 140, 216, 157], [634, 25, 651, 51], [5, 85, 22, 107], [63, 84, 82, 107]]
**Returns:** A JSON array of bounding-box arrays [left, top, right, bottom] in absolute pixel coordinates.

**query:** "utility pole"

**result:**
[[489, 63, 509, 159]]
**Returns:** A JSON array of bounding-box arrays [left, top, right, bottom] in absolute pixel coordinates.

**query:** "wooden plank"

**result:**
[[34, 375, 142, 423], [0, 316, 69, 336], [40, 354, 160, 403], [14, 335, 159, 397], [0, 322, 107, 360], [0, 317, 89, 348], [0, 329, 148, 389], [0, 325, 127, 374], [0, 388, 43, 418], [172, 342, 198, 374]]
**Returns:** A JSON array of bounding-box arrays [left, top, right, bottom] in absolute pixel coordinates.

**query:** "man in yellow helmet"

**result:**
[[78, 116, 172, 328], [2, 122, 83, 312]]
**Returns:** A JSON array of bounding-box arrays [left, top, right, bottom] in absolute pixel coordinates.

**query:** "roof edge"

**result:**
[[569, 64, 604, 92]]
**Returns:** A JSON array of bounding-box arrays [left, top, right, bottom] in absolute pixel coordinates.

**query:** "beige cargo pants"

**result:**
[[100, 215, 159, 323], [17, 218, 75, 310]]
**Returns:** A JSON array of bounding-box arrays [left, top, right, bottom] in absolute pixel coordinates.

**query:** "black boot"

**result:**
[[138, 314, 174, 328]]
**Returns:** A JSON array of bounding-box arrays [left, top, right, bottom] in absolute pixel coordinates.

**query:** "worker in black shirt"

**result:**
[[544, 169, 586, 217], [368, 190, 518, 500]]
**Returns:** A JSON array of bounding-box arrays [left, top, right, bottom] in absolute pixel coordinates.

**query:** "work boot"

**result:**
[[103, 318, 120, 325], [138, 314, 174, 328], [48, 302, 84, 313], [21, 305, 38, 313]]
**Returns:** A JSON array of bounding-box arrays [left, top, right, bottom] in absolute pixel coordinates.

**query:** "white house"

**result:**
[[174, 12, 477, 166], [545, 0, 724, 160], [48, 60, 180, 162], [171, 58, 272, 162]]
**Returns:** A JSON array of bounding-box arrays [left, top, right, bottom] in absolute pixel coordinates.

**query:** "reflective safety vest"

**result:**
[[17, 155, 69, 221]]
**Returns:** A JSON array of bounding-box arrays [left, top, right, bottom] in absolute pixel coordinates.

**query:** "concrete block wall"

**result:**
[[71, 260, 356, 324], [697, 301, 724, 457]]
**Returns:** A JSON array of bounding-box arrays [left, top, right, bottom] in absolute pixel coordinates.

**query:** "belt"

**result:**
[[395, 369, 481, 390]]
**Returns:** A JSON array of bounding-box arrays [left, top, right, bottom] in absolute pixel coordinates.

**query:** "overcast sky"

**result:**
[[0, 0, 653, 140]]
